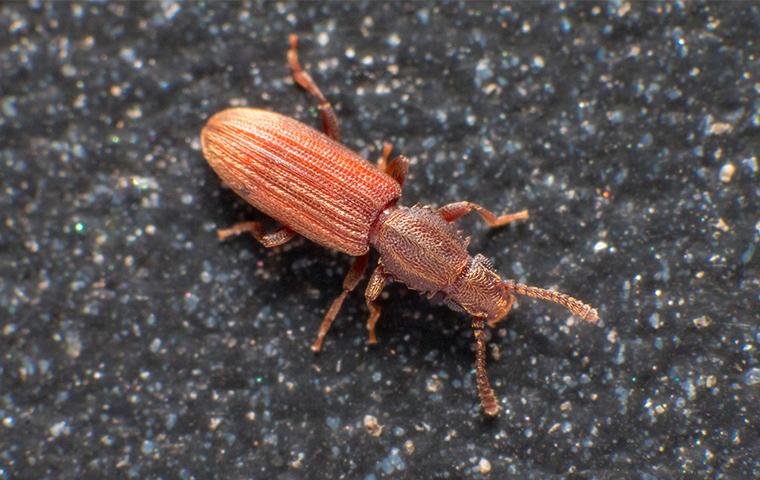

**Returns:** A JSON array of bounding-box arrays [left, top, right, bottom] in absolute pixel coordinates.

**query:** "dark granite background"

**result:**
[[1, 2, 758, 479]]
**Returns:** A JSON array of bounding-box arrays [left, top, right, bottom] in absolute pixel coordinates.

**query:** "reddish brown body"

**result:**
[[201, 35, 599, 417]]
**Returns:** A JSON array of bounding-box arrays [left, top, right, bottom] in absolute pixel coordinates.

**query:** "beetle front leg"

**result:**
[[217, 222, 296, 248], [376, 143, 409, 187], [364, 262, 387, 345], [472, 317, 500, 417], [288, 34, 341, 141], [311, 254, 370, 352], [439, 201, 529, 228]]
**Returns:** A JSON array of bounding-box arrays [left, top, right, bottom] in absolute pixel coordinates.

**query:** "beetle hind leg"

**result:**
[[377, 143, 409, 187], [439, 201, 528, 228], [472, 317, 500, 416], [288, 34, 341, 141], [364, 262, 387, 345], [217, 222, 296, 248], [311, 254, 370, 352]]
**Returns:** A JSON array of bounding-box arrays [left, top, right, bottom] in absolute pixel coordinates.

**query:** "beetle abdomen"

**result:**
[[202, 108, 401, 255]]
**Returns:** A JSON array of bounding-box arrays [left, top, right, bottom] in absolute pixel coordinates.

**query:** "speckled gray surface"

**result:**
[[1, 2, 758, 479]]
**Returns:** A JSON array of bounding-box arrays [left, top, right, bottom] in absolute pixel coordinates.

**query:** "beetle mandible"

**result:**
[[201, 35, 599, 416]]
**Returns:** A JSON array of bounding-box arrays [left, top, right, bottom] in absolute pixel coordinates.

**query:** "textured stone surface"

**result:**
[[1, 2, 758, 478]]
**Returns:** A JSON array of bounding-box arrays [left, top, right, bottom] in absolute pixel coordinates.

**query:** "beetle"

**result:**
[[201, 35, 599, 416]]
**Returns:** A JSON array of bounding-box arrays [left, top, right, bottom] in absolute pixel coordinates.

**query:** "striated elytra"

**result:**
[[201, 34, 599, 417], [202, 108, 400, 256]]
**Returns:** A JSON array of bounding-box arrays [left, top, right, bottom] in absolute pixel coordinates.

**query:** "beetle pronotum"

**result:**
[[201, 35, 599, 416]]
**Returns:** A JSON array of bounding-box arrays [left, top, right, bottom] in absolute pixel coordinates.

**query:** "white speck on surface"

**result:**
[[290, 452, 305, 469], [704, 114, 733, 135], [161, 1, 180, 20], [2, 97, 17, 117], [363, 414, 383, 437], [477, 457, 492, 474], [475, 57, 493, 86], [375, 83, 390, 95], [50, 421, 67, 438], [426, 375, 443, 393], [9, 18, 27, 33], [404, 439, 415, 454], [141, 439, 154, 454], [709, 122, 732, 135], [719, 163, 735, 183], [714, 218, 729, 232], [745, 368, 760, 385], [65, 330, 82, 359], [692, 316, 711, 328], [209, 417, 222, 431], [126, 105, 142, 119], [183, 292, 199, 312]]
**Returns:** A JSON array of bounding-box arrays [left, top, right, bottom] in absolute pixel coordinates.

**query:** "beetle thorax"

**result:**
[[370, 206, 470, 296], [371, 206, 514, 322]]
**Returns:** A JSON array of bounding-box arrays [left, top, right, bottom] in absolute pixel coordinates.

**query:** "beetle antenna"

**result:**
[[504, 280, 599, 323]]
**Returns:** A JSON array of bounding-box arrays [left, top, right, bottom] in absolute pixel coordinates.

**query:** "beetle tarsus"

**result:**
[[312, 289, 348, 352]]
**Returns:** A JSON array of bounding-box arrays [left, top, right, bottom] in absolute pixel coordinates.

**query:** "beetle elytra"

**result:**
[[201, 35, 599, 416]]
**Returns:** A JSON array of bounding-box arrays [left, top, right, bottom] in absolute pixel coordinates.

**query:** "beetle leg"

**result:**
[[217, 222, 296, 248], [472, 317, 500, 417], [364, 262, 387, 345], [288, 34, 341, 142], [438, 201, 529, 228], [376, 143, 409, 187], [311, 254, 370, 352], [376, 142, 393, 172], [386, 156, 409, 187]]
